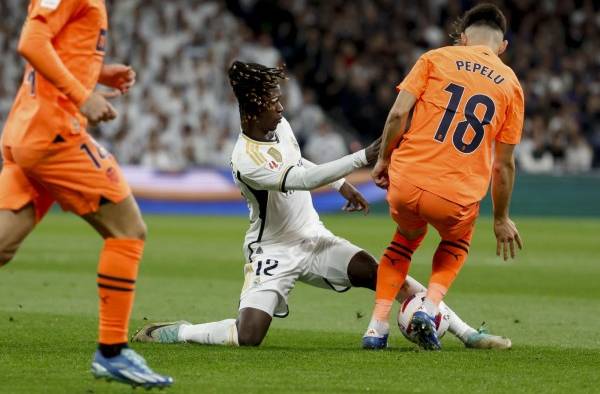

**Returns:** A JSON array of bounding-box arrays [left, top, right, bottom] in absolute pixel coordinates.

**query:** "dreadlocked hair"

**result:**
[[228, 61, 286, 121], [450, 3, 507, 43]]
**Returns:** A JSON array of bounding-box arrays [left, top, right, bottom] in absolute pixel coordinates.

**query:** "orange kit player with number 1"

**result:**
[[362, 3, 524, 351], [0, 0, 172, 387]]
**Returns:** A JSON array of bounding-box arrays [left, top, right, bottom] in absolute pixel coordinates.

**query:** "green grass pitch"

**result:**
[[1, 213, 599, 393]]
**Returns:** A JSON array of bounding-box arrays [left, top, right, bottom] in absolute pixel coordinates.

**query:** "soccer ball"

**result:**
[[397, 292, 450, 343]]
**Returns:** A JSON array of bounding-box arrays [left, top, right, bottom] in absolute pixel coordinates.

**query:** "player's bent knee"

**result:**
[[397, 226, 427, 241], [237, 308, 271, 346], [85, 196, 148, 240], [237, 330, 265, 346], [115, 217, 147, 240], [131, 219, 148, 241], [347, 251, 378, 290], [237, 321, 267, 346]]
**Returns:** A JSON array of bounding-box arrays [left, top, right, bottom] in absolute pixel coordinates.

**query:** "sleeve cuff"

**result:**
[[355, 149, 368, 167], [331, 178, 345, 190], [279, 165, 295, 192], [396, 84, 420, 98]]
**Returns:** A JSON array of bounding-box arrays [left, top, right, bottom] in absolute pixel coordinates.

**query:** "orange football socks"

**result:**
[[427, 239, 470, 305], [96, 238, 144, 345], [372, 230, 425, 322]]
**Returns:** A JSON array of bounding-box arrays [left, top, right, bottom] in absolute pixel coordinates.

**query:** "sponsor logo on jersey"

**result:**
[[96, 29, 107, 52], [266, 160, 281, 171]]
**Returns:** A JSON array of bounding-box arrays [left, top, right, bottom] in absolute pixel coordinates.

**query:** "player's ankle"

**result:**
[[367, 319, 389, 334], [372, 299, 394, 322], [98, 342, 128, 358]]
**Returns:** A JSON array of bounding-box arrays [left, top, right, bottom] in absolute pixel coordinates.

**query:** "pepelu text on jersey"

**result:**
[[455, 60, 504, 84]]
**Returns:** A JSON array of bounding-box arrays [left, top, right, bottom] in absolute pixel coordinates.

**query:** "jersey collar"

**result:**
[[471, 45, 498, 58], [241, 132, 280, 145]]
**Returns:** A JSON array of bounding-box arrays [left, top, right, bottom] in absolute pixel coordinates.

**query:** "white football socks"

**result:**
[[396, 275, 426, 301], [442, 303, 477, 342], [178, 319, 239, 346]]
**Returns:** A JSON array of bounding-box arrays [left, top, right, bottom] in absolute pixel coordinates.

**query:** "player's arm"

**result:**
[[302, 158, 369, 213], [371, 90, 416, 189], [301, 158, 346, 190], [240, 139, 379, 193], [282, 137, 380, 191], [284, 150, 368, 191], [99, 64, 136, 94], [492, 80, 525, 260], [18, 1, 117, 123], [491, 142, 522, 260], [18, 13, 90, 107], [378, 90, 417, 163], [372, 54, 429, 189]]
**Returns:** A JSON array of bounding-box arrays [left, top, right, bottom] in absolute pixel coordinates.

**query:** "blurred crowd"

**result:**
[[233, 0, 600, 173], [0, 0, 348, 171], [1, 0, 598, 173]]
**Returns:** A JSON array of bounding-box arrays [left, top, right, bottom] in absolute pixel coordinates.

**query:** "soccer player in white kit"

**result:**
[[133, 61, 510, 349]]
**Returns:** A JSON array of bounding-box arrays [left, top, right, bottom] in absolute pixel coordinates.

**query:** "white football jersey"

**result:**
[[231, 117, 324, 260]]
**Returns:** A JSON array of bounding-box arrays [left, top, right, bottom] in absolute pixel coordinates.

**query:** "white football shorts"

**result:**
[[239, 227, 362, 317]]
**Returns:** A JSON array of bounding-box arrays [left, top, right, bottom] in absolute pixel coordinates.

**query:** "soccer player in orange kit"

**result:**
[[0, 0, 172, 387], [362, 3, 524, 350]]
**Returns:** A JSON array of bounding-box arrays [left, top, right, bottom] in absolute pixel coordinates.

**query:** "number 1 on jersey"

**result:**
[[435, 83, 496, 154], [435, 84, 464, 143]]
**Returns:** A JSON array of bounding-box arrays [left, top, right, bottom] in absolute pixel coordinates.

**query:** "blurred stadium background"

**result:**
[[1, 0, 599, 216], [1, 1, 600, 392]]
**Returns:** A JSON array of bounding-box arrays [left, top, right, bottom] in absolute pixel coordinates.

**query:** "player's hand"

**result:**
[[365, 136, 382, 165], [79, 90, 120, 124], [494, 217, 523, 261], [339, 181, 370, 214], [99, 64, 136, 94], [371, 159, 390, 189]]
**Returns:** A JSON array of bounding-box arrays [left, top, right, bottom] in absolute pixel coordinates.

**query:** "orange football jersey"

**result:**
[[2, 0, 107, 150], [391, 45, 524, 206]]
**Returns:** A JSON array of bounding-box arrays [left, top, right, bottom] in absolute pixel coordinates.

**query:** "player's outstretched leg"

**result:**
[[133, 304, 273, 347], [132, 319, 237, 345], [84, 196, 172, 388]]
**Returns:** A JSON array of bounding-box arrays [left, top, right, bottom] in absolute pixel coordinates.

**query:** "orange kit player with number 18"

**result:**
[[362, 3, 524, 351], [0, 0, 172, 387]]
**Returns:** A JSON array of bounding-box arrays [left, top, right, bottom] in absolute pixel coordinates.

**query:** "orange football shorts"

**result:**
[[387, 175, 480, 242], [0, 134, 130, 220]]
